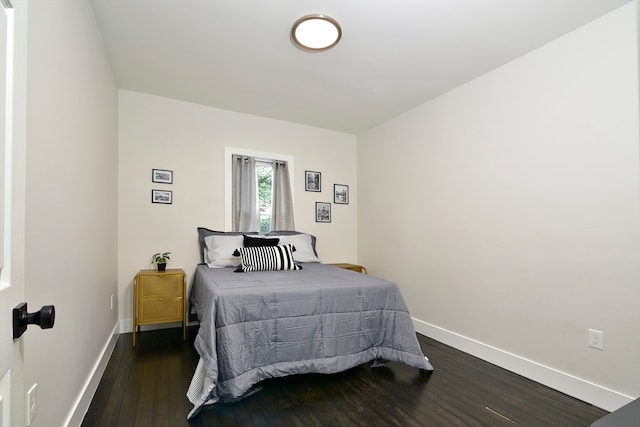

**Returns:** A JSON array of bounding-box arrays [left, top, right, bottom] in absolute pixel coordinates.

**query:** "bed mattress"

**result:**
[[186, 263, 433, 418]]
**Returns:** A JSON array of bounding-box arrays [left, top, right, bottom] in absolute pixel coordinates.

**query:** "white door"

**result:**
[[1, 1, 26, 426]]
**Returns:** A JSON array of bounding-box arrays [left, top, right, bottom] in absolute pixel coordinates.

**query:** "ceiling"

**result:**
[[90, 0, 632, 134]]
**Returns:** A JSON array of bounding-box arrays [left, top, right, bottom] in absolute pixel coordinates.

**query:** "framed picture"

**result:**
[[334, 184, 349, 204], [152, 169, 173, 184], [152, 189, 172, 204], [316, 202, 331, 223], [305, 170, 321, 192]]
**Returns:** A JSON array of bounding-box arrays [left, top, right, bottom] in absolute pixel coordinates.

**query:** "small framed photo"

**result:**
[[316, 202, 331, 223], [152, 189, 172, 204], [152, 169, 173, 184], [334, 184, 349, 204], [305, 170, 321, 192]]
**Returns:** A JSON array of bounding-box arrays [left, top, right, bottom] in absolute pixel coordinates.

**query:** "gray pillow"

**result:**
[[265, 230, 319, 260], [204, 234, 244, 268], [197, 227, 257, 263]]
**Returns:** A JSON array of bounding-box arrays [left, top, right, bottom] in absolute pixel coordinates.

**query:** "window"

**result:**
[[256, 161, 273, 234], [225, 147, 295, 233]]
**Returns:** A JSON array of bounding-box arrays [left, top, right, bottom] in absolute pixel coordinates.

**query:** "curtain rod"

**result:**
[[234, 154, 287, 166]]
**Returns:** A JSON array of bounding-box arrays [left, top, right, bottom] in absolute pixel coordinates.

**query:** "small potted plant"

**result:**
[[151, 252, 171, 271]]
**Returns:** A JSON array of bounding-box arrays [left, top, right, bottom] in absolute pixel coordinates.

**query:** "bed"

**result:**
[[186, 230, 433, 419]]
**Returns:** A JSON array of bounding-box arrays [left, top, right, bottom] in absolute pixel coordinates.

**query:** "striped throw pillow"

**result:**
[[234, 244, 302, 272]]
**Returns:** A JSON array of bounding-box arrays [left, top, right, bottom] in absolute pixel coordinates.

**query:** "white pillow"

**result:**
[[276, 233, 321, 263], [204, 234, 243, 268]]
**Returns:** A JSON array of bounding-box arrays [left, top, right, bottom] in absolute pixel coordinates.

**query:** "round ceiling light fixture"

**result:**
[[291, 14, 342, 52]]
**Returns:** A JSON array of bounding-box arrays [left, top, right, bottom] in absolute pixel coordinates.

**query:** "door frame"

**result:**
[[1, 1, 28, 426]]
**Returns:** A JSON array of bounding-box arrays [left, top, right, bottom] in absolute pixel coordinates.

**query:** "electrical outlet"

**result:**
[[588, 329, 604, 350], [26, 383, 37, 426], [110, 294, 114, 310]]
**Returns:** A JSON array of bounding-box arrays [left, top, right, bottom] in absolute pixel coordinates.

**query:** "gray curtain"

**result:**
[[231, 155, 260, 232], [271, 160, 295, 231]]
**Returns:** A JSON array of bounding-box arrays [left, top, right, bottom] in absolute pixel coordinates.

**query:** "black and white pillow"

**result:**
[[234, 244, 302, 272]]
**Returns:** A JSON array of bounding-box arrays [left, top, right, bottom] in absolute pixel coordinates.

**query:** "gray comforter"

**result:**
[[187, 263, 433, 418]]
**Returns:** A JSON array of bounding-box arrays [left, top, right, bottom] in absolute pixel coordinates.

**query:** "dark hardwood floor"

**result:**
[[82, 327, 608, 427]]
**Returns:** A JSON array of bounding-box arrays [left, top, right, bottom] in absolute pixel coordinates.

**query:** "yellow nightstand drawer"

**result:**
[[140, 297, 183, 324], [139, 274, 182, 298]]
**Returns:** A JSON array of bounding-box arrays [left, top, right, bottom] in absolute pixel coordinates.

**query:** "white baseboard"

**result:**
[[63, 323, 118, 427], [413, 318, 634, 413]]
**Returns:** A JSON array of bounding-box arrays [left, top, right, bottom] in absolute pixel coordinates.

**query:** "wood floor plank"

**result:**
[[82, 327, 608, 427]]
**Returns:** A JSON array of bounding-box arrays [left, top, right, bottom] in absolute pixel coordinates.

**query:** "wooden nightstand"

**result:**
[[133, 268, 186, 347], [327, 263, 368, 274]]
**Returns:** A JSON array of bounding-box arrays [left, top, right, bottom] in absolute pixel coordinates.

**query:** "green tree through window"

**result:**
[[256, 162, 273, 234]]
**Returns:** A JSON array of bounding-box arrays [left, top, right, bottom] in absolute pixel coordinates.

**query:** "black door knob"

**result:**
[[13, 302, 56, 339]]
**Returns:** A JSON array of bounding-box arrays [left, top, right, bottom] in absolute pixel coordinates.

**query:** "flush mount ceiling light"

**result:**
[[291, 14, 342, 52]]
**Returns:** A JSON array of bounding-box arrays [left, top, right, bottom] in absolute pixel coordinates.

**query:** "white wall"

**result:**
[[23, 0, 119, 425], [358, 2, 639, 411], [118, 90, 357, 332]]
